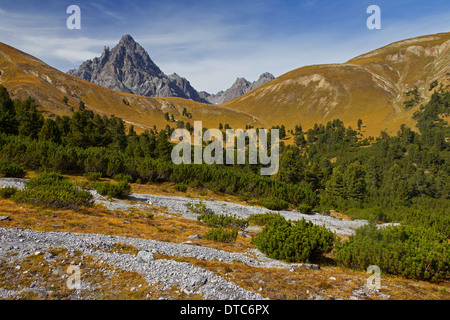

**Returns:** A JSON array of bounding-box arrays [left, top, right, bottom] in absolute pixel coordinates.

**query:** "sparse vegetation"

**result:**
[[174, 182, 188, 192], [0, 186, 18, 199]]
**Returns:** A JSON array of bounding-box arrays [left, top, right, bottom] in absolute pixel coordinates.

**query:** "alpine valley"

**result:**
[[1, 32, 448, 136]]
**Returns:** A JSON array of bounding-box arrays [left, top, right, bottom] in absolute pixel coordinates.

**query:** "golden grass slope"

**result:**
[[0, 43, 262, 132], [224, 32, 450, 137]]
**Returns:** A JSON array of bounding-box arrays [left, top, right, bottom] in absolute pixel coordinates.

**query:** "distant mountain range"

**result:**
[[199, 72, 275, 105], [1, 32, 449, 137], [67, 35, 274, 104]]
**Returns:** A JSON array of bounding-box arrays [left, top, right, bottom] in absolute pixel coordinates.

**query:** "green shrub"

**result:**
[[297, 203, 313, 214], [174, 182, 188, 192], [113, 173, 133, 183], [0, 160, 25, 178], [248, 213, 282, 226], [197, 212, 249, 230], [335, 224, 450, 281], [94, 181, 131, 199], [146, 212, 155, 219], [84, 172, 102, 181], [185, 200, 207, 213], [251, 215, 335, 263], [203, 227, 238, 243], [0, 186, 18, 199], [11, 172, 93, 209], [257, 197, 289, 211]]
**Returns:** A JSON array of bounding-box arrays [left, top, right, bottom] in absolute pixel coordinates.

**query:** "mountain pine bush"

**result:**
[[248, 212, 282, 226], [335, 224, 450, 281], [257, 197, 289, 211], [94, 180, 131, 199], [11, 172, 93, 209], [0, 159, 25, 178], [0, 186, 18, 199], [197, 211, 249, 230], [203, 227, 238, 243], [251, 215, 335, 263]]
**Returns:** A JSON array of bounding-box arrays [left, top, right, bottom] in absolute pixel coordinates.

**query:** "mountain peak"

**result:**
[[119, 34, 136, 44], [200, 72, 275, 105], [67, 35, 208, 103], [67, 35, 273, 105]]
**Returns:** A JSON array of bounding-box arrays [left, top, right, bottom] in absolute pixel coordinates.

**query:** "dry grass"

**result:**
[[0, 42, 261, 135], [154, 254, 450, 300], [0, 198, 255, 254], [224, 32, 450, 137], [1, 178, 449, 300]]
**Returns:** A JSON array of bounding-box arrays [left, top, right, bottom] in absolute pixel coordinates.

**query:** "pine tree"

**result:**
[[327, 166, 345, 200], [156, 130, 172, 161], [357, 119, 363, 131], [15, 98, 44, 139], [39, 118, 61, 143], [0, 85, 18, 135], [343, 162, 366, 201]]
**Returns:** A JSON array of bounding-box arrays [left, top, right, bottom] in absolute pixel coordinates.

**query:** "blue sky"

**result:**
[[0, 0, 449, 93]]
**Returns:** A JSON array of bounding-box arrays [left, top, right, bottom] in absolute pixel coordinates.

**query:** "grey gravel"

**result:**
[[137, 251, 154, 263], [0, 227, 265, 300], [115, 192, 369, 236]]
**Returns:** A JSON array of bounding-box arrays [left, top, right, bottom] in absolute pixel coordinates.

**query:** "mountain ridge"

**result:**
[[67, 35, 273, 104], [67, 34, 210, 103], [0, 41, 262, 132], [199, 72, 275, 105], [1, 32, 449, 137], [223, 32, 450, 137]]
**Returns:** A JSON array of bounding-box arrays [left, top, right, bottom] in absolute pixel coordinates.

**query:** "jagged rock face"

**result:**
[[200, 73, 275, 105], [68, 34, 274, 105], [67, 35, 209, 103]]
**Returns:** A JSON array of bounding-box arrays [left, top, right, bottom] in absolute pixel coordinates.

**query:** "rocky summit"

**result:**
[[67, 35, 209, 103], [67, 35, 273, 104], [199, 72, 275, 105]]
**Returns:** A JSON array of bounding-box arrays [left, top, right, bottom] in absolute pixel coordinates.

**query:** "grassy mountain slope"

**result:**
[[224, 32, 450, 137], [1, 32, 449, 137], [0, 43, 261, 132]]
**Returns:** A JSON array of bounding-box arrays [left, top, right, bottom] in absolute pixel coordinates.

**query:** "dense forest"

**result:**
[[0, 84, 449, 280]]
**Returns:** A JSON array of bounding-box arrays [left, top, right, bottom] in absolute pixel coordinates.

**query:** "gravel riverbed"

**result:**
[[0, 177, 369, 236]]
